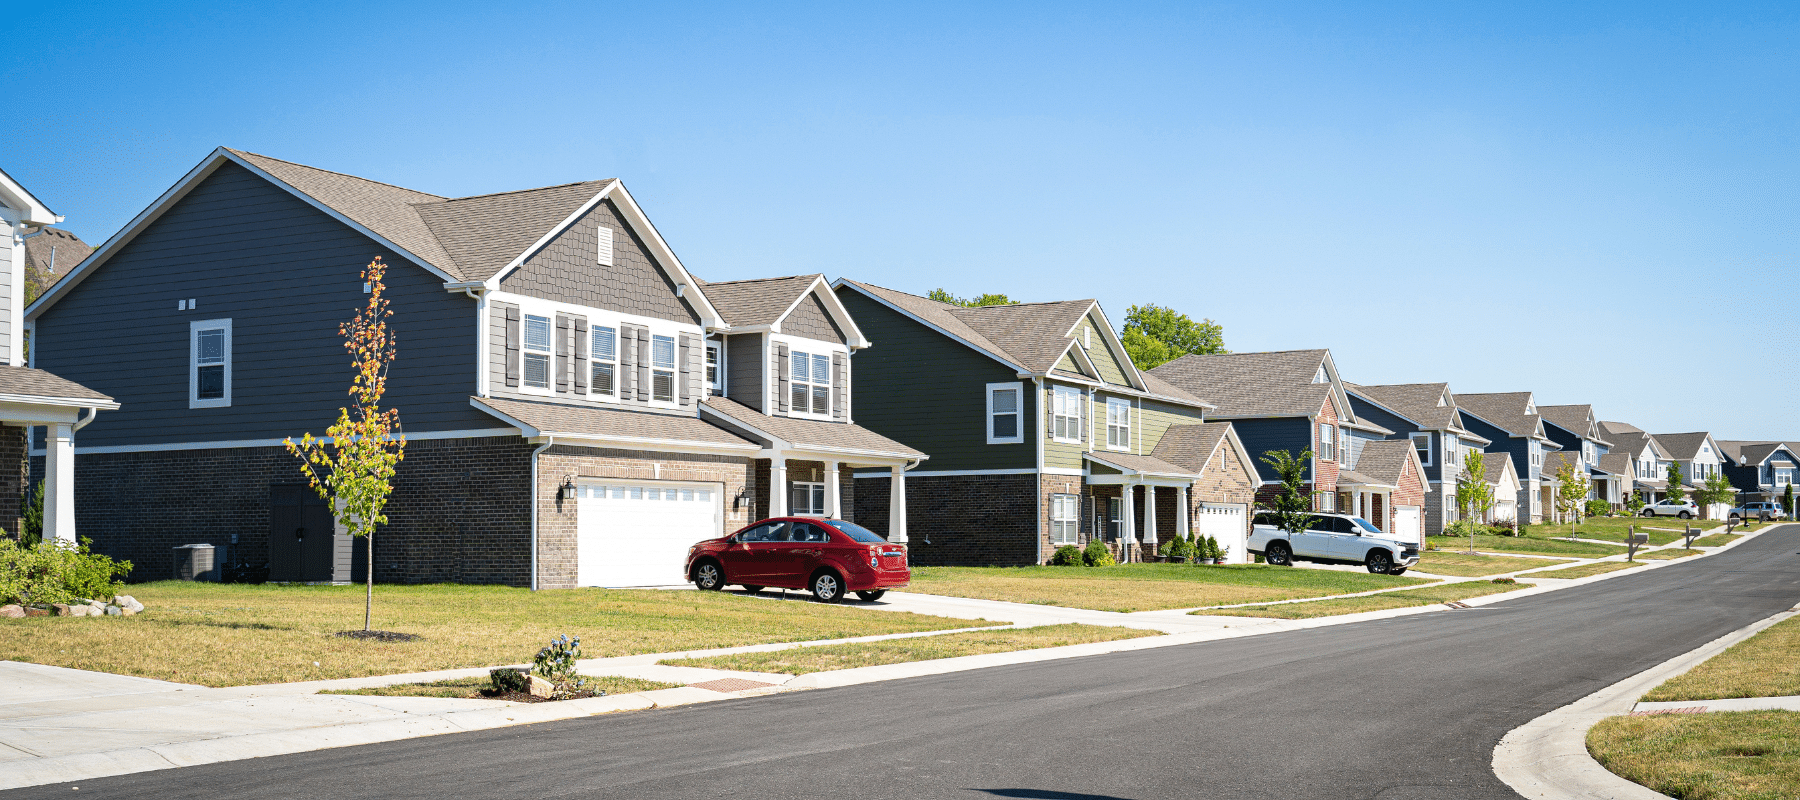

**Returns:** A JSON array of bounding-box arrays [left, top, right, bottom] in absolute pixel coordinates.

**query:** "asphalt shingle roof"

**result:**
[[21, 228, 91, 278], [701, 397, 924, 458], [1650, 432, 1713, 461], [1718, 441, 1799, 466], [1149, 422, 1236, 474], [1344, 382, 1486, 441], [1149, 349, 1331, 418], [1599, 420, 1643, 438], [1348, 439, 1414, 489], [1538, 404, 1609, 446], [1456, 392, 1548, 439], [0, 366, 114, 403], [701, 275, 821, 327], [1485, 455, 1518, 487], [471, 397, 757, 447], [1085, 451, 1196, 477]]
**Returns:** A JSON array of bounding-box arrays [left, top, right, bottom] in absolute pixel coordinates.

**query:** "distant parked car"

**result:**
[[686, 517, 910, 603], [1729, 502, 1788, 521], [1640, 499, 1700, 519], [1247, 512, 1420, 575]]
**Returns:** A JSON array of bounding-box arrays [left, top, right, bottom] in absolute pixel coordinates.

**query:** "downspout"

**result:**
[[529, 436, 554, 591], [461, 286, 489, 398], [74, 406, 99, 432], [1033, 376, 1044, 565]]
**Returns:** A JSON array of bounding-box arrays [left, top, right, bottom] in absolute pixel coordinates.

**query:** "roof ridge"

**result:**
[[704, 274, 822, 287], [947, 298, 1095, 310], [432, 179, 614, 205], [1171, 348, 1328, 358], [844, 279, 962, 311], [226, 148, 446, 200]]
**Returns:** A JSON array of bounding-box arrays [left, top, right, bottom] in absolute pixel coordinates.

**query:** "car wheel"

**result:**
[[1265, 542, 1293, 567], [740, 585, 763, 594], [1678, 511, 1691, 519], [1641, 510, 1654, 517], [693, 560, 725, 591], [810, 571, 844, 603], [856, 590, 887, 602], [1365, 551, 1394, 574]]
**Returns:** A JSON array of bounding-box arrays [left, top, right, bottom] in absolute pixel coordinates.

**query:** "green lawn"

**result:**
[[1646, 615, 1800, 702], [1416, 551, 1570, 577], [1691, 534, 1743, 548], [662, 624, 1156, 674], [0, 582, 985, 687], [1521, 560, 1645, 579], [1550, 517, 1716, 545], [904, 564, 1432, 613], [1194, 580, 1531, 620], [1589, 711, 1800, 800], [322, 674, 678, 698], [1429, 533, 1625, 558], [1640, 548, 1704, 561]]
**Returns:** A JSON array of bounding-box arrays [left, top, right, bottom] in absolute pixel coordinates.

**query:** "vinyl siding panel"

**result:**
[[1042, 380, 1087, 471], [1460, 413, 1533, 484], [1230, 417, 1312, 482], [837, 288, 1035, 471], [1346, 396, 1434, 479], [726, 333, 764, 412], [499, 199, 700, 325], [781, 292, 846, 345], [1072, 313, 1131, 386], [1138, 398, 1207, 455], [30, 161, 494, 447]]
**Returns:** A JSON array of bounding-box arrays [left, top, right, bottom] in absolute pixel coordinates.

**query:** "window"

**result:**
[[1106, 398, 1131, 450], [791, 351, 831, 415], [189, 319, 232, 408], [651, 334, 676, 402], [705, 341, 722, 396], [1444, 435, 1459, 467], [1317, 491, 1336, 512], [1051, 386, 1082, 443], [988, 383, 1023, 443], [1107, 497, 1123, 539], [790, 482, 825, 515], [1411, 433, 1433, 466], [1318, 423, 1335, 461], [1051, 494, 1080, 545], [522, 314, 552, 389], [590, 326, 617, 397]]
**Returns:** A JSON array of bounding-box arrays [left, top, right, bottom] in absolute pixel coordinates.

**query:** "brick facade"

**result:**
[[853, 473, 1038, 566], [0, 426, 25, 538], [1038, 473, 1084, 560], [1313, 398, 1341, 508]]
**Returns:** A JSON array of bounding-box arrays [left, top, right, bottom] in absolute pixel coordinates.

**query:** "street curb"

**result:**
[[1491, 606, 1798, 799]]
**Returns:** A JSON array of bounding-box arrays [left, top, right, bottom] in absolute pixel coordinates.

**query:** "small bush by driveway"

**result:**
[[904, 564, 1431, 613]]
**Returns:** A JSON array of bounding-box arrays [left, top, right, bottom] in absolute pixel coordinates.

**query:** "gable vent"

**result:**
[[597, 226, 615, 267]]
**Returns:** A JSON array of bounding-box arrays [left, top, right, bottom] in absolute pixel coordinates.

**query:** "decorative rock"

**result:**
[[87, 601, 107, 613], [119, 606, 137, 616], [52, 603, 72, 617], [105, 605, 123, 616], [23, 606, 49, 617], [526, 674, 553, 699], [112, 595, 145, 613], [0, 605, 22, 618]]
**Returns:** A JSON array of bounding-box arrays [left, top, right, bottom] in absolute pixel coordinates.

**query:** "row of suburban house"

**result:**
[[3, 151, 1795, 587]]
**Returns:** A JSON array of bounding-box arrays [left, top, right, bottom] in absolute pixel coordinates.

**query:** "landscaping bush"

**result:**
[[0, 536, 132, 606], [1082, 539, 1116, 567], [1156, 537, 1176, 558], [1516, 522, 1532, 537], [1489, 518, 1518, 536], [1585, 499, 1610, 518], [1050, 545, 1084, 566], [1491, 577, 1517, 584], [1445, 519, 1485, 539]]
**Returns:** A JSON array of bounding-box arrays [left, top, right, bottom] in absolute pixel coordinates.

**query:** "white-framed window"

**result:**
[[1318, 423, 1335, 461], [189, 319, 232, 408], [790, 350, 831, 416], [987, 382, 1023, 444], [1444, 435, 1460, 467], [522, 314, 553, 390], [589, 325, 617, 398], [1051, 385, 1082, 443], [1105, 398, 1131, 450], [650, 334, 676, 402], [1317, 491, 1336, 512], [790, 481, 826, 516], [1050, 494, 1080, 545], [1411, 433, 1433, 466], [705, 341, 722, 396], [1107, 496, 1123, 538]]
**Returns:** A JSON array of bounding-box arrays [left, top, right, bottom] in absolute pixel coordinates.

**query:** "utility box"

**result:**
[[173, 544, 218, 581], [268, 484, 361, 583]]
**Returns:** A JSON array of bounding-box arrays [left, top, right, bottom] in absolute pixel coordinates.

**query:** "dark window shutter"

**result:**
[[620, 327, 637, 400], [573, 318, 588, 393], [554, 316, 570, 393], [504, 306, 520, 388], [832, 352, 847, 422], [634, 326, 650, 402], [775, 342, 790, 413], [680, 333, 701, 406], [677, 334, 691, 406]]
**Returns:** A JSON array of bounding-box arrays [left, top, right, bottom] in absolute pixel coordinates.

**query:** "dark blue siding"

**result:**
[[1230, 417, 1313, 482], [1460, 412, 1529, 482], [1541, 421, 1583, 455], [33, 162, 493, 447]]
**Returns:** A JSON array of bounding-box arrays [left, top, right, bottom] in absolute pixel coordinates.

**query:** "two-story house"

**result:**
[[0, 166, 118, 544], [1455, 392, 1562, 523], [1150, 350, 1428, 542], [24, 148, 921, 588], [1646, 432, 1730, 517], [1537, 404, 1619, 508], [832, 280, 1260, 565], [1598, 422, 1670, 505], [1718, 441, 1799, 506], [1345, 382, 1494, 534]]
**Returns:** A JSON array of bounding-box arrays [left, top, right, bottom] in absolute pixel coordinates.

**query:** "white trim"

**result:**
[[767, 277, 871, 349], [0, 393, 118, 411], [1104, 396, 1132, 451], [1042, 466, 1084, 476], [189, 318, 232, 409], [1411, 432, 1434, 467], [852, 467, 1040, 478], [1050, 383, 1083, 444], [773, 335, 845, 421], [986, 381, 1025, 444], [34, 427, 521, 456]]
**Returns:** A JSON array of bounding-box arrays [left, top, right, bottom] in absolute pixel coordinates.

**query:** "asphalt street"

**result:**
[[14, 525, 1799, 800]]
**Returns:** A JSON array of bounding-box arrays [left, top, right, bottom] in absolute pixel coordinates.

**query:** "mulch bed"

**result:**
[[481, 689, 608, 704], [334, 630, 422, 642]]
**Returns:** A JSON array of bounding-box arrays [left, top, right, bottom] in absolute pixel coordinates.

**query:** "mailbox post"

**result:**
[[1626, 524, 1647, 562], [1684, 525, 1698, 549]]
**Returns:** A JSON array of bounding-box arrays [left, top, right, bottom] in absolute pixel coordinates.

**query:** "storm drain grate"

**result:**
[[688, 678, 778, 692]]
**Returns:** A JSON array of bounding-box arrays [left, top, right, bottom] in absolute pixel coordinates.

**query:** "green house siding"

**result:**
[[1140, 398, 1207, 454], [1053, 349, 1092, 377], [837, 289, 1036, 471], [1043, 380, 1088, 471], [1073, 313, 1132, 387]]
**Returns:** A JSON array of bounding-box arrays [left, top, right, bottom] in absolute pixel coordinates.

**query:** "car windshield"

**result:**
[[1349, 517, 1383, 534], [826, 519, 888, 543]]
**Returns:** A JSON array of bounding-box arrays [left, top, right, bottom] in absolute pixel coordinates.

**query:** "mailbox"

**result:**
[[1626, 532, 1648, 544]]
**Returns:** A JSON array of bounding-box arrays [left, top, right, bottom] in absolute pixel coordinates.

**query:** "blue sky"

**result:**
[[7, 1, 1796, 439]]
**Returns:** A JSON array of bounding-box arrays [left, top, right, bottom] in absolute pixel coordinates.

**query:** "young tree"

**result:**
[[1455, 451, 1494, 553], [1665, 462, 1686, 503], [285, 258, 407, 633], [1259, 449, 1316, 537], [1785, 483, 1795, 517], [1694, 474, 1738, 519], [1553, 457, 1590, 538], [928, 288, 1018, 308], [1624, 489, 1645, 516], [1119, 304, 1226, 371]]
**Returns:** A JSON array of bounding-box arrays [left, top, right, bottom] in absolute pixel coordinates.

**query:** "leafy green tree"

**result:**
[[1665, 462, 1686, 503], [928, 288, 1018, 308], [1785, 483, 1795, 517], [1455, 451, 1494, 553], [1694, 474, 1738, 519], [1259, 449, 1316, 536], [1119, 304, 1226, 371], [1625, 490, 1645, 516], [1553, 457, 1590, 537]]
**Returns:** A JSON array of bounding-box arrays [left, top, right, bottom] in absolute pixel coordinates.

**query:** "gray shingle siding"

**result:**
[[30, 161, 495, 447], [498, 199, 700, 325], [725, 333, 764, 412], [781, 292, 846, 344]]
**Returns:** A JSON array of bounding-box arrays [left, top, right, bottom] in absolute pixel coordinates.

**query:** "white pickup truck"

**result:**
[[1247, 512, 1421, 575]]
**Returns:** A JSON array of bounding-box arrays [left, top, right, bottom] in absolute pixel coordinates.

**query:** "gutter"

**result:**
[[528, 436, 554, 591]]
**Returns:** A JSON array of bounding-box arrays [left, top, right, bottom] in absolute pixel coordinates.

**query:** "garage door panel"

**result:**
[[1392, 506, 1422, 545], [577, 482, 720, 588], [1197, 503, 1248, 564]]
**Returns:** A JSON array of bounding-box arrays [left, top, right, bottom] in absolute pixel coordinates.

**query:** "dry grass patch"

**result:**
[[1522, 560, 1645, 579], [1690, 534, 1743, 548], [1416, 551, 1567, 577], [662, 624, 1155, 675], [1640, 548, 1705, 561], [322, 674, 677, 699], [1556, 518, 1710, 546], [1589, 711, 1800, 800], [0, 582, 984, 687], [1428, 534, 1626, 558], [1646, 616, 1800, 702], [904, 564, 1431, 612], [1195, 580, 1532, 620]]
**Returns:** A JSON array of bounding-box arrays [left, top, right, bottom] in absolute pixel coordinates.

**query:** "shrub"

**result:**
[[1050, 545, 1083, 566], [1446, 519, 1485, 539], [1424, 539, 1440, 551], [533, 634, 586, 699], [489, 667, 529, 693], [1491, 577, 1516, 585], [1584, 499, 1610, 518], [1489, 518, 1518, 536], [0, 537, 132, 606], [1517, 522, 1532, 537], [1156, 537, 1176, 558], [1205, 535, 1222, 561], [1082, 539, 1116, 567]]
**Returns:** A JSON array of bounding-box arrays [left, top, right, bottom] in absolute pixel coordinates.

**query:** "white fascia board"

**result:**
[[1082, 303, 1148, 391], [534, 432, 759, 456], [770, 277, 871, 349], [0, 167, 60, 225], [0, 393, 121, 411], [45, 427, 520, 456], [831, 279, 1025, 373]]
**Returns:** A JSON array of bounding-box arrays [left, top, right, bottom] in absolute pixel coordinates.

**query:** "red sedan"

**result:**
[[686, 517, 909, 602]]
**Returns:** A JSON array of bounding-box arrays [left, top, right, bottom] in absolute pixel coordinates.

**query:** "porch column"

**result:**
[[769, 459, 788, 517], [1143, 485, 1158, 551], [888, 465, 908, 543], [1176, 486, 1190, 538], [1121, 483, 1137, 561], [44, 423, 75, 544], [824, 460, 841, 518]]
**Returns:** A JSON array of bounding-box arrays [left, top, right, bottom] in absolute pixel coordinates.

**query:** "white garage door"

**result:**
[[1196, 503, 1248, 564], [576, 482, 722, 587], [1392, 506, 1422, 545]]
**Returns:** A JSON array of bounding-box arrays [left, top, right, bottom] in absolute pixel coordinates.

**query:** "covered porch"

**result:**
[[7, 368, 118, 544]]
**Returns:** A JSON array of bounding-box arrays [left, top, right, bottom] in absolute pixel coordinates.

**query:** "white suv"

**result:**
[[1730, 502, 1789, 521], [1640, 499, 1700, 519], [1247, 512, 1421, 575]]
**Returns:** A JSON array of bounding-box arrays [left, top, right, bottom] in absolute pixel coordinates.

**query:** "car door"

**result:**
[[1291, 515, 1335, 558], [762, 521, 820, 588], [1326, 517, 1368, 559], [723, 522, 784, 582]]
